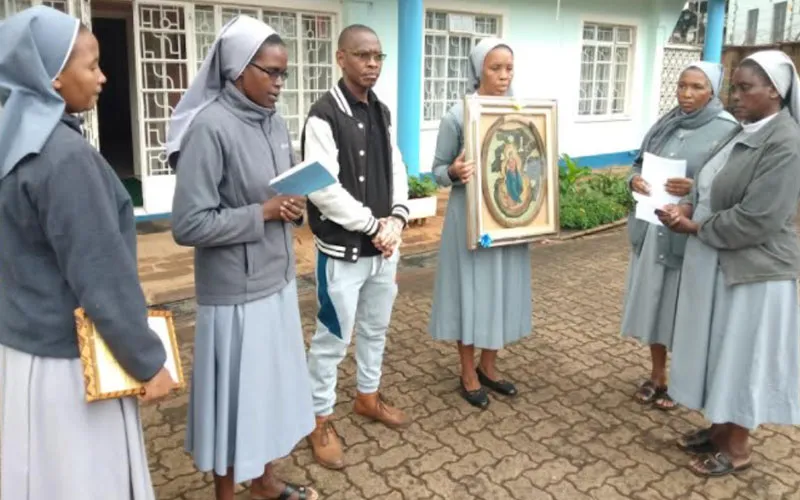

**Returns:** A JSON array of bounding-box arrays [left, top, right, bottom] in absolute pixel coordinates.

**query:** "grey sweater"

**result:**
[[171, 82, 297, 305], [693, 108, 800, 285], [628, 111, 738, 268], [0, 115, 166, 381]]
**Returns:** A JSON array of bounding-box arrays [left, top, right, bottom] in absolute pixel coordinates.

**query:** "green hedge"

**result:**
[[558, 155, 633, 230]]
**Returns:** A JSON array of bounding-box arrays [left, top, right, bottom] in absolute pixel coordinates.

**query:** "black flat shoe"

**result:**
[[460, 379, 490, 410], [477, 368, 518, 396]]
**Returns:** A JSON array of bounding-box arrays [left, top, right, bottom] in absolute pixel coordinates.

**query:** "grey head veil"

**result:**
[[467, 37, 515, 96], [0, 5, 80, 179], [743, 50, 800, 124], [166, 15, 276, 164], [634, 61, 726, 164]]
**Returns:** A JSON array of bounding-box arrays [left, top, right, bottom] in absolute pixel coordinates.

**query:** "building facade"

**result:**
[[0, 0, 688, 220], [726, 0, 799, 46]]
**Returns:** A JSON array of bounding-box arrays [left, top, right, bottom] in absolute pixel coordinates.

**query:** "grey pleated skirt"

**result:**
[[186, 280, 315, 484], [0, 344, 156, 500], [670, 236, 800, 429], [620, 225, 682, 349], [429, 187, 533, 350]]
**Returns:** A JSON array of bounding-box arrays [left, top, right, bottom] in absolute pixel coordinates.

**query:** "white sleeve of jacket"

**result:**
[[388, 126, 410, 226], [304, 116, 380, 236]]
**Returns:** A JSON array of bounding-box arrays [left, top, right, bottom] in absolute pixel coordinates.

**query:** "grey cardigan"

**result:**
[[171, 83, 298, 305], [0, 115, 166, 381], [693, 108, 800, 285], [628, 111, 738, 268]]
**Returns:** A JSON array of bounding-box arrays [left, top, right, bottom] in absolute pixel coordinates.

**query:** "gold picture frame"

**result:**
[[463, 95, 560, 250], [75, 308, 186, 402]]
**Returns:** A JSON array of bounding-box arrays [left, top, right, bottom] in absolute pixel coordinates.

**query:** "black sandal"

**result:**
[[251, 483, 318, 500], [653, 387, 677, 411], [634, 380, 657, 403], [689, 452, 752, 478], [460, 379, 490, 409], [677, 428, 717, 455], [476, 367, 517, 396]]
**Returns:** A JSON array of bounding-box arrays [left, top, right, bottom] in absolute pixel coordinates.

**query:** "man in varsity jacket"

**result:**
[[300, 24, 410, 469]]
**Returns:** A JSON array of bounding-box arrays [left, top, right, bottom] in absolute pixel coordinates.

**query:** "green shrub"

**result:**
[[585, 171, 634, 211], [559, 154, 592, 195], [560, 188, 628, 230], [408, 175, 438, 199]]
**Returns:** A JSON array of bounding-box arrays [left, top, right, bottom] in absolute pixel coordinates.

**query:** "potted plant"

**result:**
[[407, 175, 439, 222]]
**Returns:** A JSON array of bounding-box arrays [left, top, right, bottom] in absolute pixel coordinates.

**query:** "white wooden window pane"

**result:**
[[194, 6, 215, 70], [41, 0, 68, 12], [616, 27, 632, 43], [221, 7, 258, 25], [423, 10, 501, 121], [579, 22, 634, 116], [597, 27, 613, 42]]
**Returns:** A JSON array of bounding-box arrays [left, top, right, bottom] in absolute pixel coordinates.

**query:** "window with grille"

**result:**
[[423, 10, 501, 122], [579, 23, 635, 117], [772, 2, 787, 43], [745, 9, 759, 45], [194, 5, 336, 142]]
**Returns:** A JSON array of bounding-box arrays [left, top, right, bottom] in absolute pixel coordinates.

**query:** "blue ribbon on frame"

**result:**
[[479, 233, 493, 248]]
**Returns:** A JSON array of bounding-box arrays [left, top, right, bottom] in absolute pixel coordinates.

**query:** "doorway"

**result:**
[[92, 14, 140, 206]]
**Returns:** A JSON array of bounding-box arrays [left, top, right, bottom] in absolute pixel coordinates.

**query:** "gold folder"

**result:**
[[75, 308, 186, 402]]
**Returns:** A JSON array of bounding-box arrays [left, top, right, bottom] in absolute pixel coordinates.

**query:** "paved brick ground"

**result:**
[[144, 228, 800, 500]]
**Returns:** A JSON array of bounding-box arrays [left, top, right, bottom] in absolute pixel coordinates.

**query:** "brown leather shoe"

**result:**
[[307, 415, 344, 470], [353, 391, 411, 428]]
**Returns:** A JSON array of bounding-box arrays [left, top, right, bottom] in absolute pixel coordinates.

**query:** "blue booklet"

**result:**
[[269, 158, 337, 196]]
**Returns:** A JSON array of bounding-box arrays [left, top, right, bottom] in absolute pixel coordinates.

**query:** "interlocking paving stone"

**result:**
[[145, 228, 800, 499]]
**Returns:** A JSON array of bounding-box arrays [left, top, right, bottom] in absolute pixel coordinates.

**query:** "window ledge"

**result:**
[[574, 114, 633, 124]]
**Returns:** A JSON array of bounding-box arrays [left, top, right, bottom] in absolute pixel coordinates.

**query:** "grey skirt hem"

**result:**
[[185, 280, 315, 484], [428, 330, 530, 351]]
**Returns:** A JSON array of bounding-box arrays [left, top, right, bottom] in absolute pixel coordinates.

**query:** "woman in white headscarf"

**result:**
[[428, 39, 529, 410], [622, 62, 737, 411], [658, 50, 800, 477], [0, 5, 174, 500], [169, 15, 317, 500]]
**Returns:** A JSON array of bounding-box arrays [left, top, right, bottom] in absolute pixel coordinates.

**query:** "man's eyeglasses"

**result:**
[[347, 51, 387, 63], [248, 63, 289, 81]]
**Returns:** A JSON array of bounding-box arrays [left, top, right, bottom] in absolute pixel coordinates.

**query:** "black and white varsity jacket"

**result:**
[[300, 83, 409, 262]]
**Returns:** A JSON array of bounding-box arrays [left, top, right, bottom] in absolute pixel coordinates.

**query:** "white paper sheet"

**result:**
[[632, 152, 687, 226]]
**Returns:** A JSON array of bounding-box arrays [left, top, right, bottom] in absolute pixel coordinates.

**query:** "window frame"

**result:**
[[745, 8, 759, 45], [576, 21, 637, 121], [772, 2, 787, 43], [193, 3, 340, 147], [421, 5, 506, 128]]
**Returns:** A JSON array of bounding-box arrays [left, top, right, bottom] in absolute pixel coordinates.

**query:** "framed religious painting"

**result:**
[[463, 95, 560, 250]]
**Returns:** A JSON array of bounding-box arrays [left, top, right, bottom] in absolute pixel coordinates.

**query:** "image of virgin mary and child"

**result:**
[[489, 130, 543, 218]]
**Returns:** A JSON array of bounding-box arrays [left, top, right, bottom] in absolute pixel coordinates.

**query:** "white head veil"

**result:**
[[744, 49, 800, 123], [166, 15, 276, 160], [467, 38, 515, 96], [684, 60, 724, 96]]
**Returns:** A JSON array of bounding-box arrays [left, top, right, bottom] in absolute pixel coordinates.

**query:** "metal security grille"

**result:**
[[658, 45, 702, 116]]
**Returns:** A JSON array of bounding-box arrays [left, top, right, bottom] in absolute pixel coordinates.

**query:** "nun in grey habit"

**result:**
[[168, 14, 317, 500], [659, 50, 800, 478], [428, 38, 531, 410], [0, 6, 171, 499], [621, 61, 737, 411]]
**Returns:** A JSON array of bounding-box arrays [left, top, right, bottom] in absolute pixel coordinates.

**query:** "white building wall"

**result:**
[[726, 0, 800, 45]]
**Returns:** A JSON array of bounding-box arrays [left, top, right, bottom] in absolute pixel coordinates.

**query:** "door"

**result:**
[[0, 0, 101, 149], [132, 0, 192, 215]]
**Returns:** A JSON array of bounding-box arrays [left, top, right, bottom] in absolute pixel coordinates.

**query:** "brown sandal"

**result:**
[[634, 380, 658, 403], [251, 482, 319, 500], [689, 452, 752, 478]]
